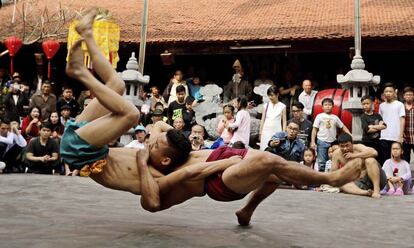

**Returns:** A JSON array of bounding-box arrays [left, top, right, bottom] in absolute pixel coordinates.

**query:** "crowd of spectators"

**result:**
[[0, 63, 413, 198]]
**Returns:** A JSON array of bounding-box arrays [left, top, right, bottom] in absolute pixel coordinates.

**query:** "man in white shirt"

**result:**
[[298, 79, 318, 118], [125, 125, 146, 149], [0, 119, 27, 173]]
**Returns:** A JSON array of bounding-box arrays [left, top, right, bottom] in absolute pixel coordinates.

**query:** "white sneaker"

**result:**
[[0, 161, 5, 171]]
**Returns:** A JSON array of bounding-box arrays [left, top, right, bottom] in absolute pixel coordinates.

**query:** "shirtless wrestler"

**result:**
[[63, 9, 362, 226], [331, 133, 387, 199]]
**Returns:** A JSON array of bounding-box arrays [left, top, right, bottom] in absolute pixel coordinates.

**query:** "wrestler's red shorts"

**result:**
[[204, 146, 248, 202]]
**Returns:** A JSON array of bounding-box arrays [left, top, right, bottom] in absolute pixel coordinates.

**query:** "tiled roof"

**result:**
[[1, 0, 414, 44]]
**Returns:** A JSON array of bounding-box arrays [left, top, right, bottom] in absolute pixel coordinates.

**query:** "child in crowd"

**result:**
[[324, 146, 334, 172], [228, 97, 251, 147], [259, 86, 286, 150], [360, 95, 387, 164], [301, 148, 318, 171], [216, 104, 235, 145], [382, 142, 412, 195], [311, 98, 351, 172]]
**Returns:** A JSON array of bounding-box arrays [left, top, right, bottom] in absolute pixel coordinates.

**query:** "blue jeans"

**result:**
[[317, 139, 331, 172]]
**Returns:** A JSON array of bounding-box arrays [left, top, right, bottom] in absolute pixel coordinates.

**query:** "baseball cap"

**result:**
[[152, 109, 164, 116], [134, 125, 146, 133]]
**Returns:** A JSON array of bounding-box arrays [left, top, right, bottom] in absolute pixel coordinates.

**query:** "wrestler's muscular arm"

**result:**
[[137, 148, 242, 212], [348, 144, 378, 159]]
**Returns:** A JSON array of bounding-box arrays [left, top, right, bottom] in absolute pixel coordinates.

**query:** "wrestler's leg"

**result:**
[[66, 40, 139, 147], [364, 158, 381, 198], [340, 182, 373, 197], [222, 151, 362, 194], [74, 8, 126, 123], [236, 174, 279, 226]]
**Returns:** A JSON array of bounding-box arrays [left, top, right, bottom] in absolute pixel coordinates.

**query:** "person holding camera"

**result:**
[[265, 120, 305, 162], [188, 124, 208, 151]]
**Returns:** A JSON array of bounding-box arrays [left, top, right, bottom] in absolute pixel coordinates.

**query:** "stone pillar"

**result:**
[[119, 52, 150, 145]]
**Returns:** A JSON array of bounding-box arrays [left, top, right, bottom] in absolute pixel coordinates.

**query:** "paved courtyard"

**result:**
[[1, 174, 414, 248]]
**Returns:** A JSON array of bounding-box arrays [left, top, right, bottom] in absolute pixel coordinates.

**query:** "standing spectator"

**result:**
[[21, 106, 42, 142], [167, 85, 187, 125], [216, 104, 235, 145], [125, 125, 146, 149], [265, 120, 305, 162], [360, 95, 387, 164], [47, 112, 65, 144], [183, 96, 195, 130], [29, 81, 56, 120], [224, 69, 252, 102], [0, 119, 27, 173], [163, 70, 189, 105], [187, 76, 203, 101], [259, 86, 286, 150], [3, 82, 29, 122], [289, 102, 313, 147], [379, 83, 405, 162], [254, 69, 274, 87], [278, 71, 301, 116], [382, 142, 412, 195], [228, 97, 251, 146], [402, 86, 414, 163], [56, 87, 80, 117], [311, 98, 351, 172], [149, 86, 167, 111], [24, 122, 60, 174], [298, 79, 318, 119]]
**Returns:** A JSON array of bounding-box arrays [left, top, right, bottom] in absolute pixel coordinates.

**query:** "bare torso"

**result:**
[[90, 147, 260, 210]]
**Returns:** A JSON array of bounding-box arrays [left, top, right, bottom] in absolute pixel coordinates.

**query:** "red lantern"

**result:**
[[42, 39, 60, 79], [4, 36, 23, 74]]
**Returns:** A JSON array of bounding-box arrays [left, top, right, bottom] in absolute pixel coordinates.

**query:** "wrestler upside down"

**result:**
[[62, 8, 363, 226]]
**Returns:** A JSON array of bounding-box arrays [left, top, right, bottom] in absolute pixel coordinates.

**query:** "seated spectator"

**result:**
[[29, 80, 56, 120], [60, 105, 75, 126], [382, 142, 412, 195], [300, 148, 318, 171], [3, 81, 29, 122], [290, 102, 313, 147], [24, 122, 59, 174], [173, 117, 190, 137], [331, 133, 387, 198], [125, 125, 146, 149], [216, 104, 235, 145], [324, 146, 335, 172], [47, 112, 65, 144], [57, 86, 80, 117], [0, 119, 27, 173], [21, 106, 42, 143], [145, 109, 164, 134], [188, 124, 208, 151], [265, 120, 305, 162]]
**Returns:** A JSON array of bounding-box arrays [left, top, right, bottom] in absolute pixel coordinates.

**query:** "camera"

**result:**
[[192, 136, 200, 141]]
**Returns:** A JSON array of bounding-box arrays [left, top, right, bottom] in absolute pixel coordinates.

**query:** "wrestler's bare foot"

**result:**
[[235, 208, 253, 226], [371, 190, 381, 199], [75, 8, 97, 37], [66, 40, 88, 80]]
